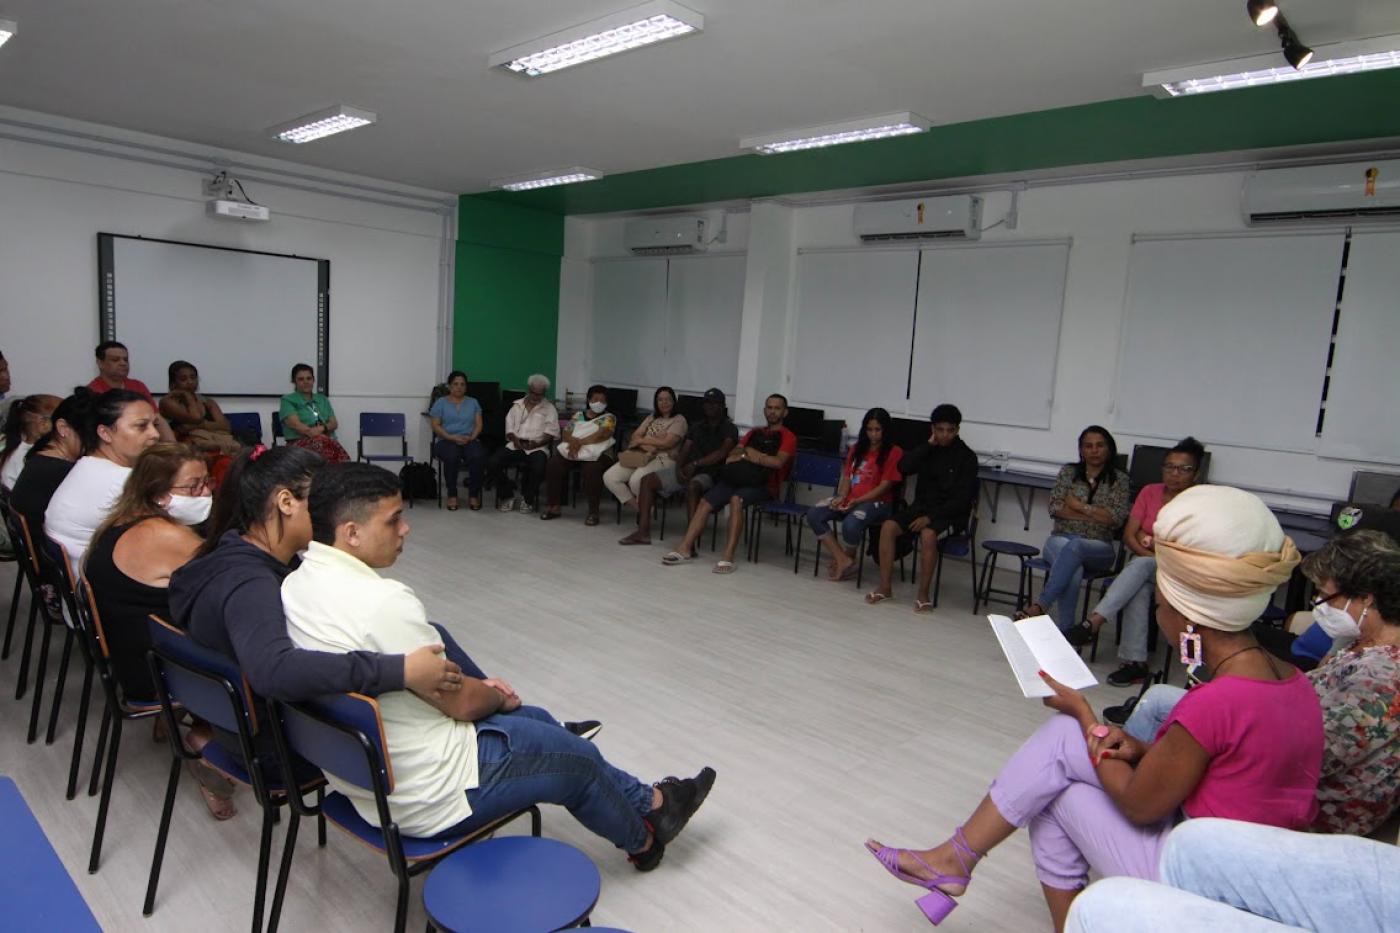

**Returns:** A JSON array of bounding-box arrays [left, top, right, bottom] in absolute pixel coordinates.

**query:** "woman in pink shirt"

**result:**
[[865, 485, 1322, 931], [1065, 437, 1206, 687]]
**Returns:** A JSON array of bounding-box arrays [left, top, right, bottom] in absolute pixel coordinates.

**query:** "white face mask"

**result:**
[[1313, 598, 1361, 641], [588, 401, 607, 414], [166, 493, 213, 526]]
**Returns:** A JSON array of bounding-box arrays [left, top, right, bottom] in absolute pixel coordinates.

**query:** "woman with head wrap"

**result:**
[[864, 486, 1324, 932]]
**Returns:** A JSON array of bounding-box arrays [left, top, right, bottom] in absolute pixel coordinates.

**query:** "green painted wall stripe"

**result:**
[[470, 69, 1400, 216], [453, 241, 559, 390], [458, 194, 565, 255]]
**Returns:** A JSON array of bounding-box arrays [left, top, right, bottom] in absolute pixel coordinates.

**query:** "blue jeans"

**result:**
[[1039, 534, 1116, 631], [1067, 818, 1400, 933], [805, 499, 892, 548], [436, 705, 653, 853], [1123, 684, 1186, 744], [433, 438, 486, 496], [1090, 556, 1156, 663]]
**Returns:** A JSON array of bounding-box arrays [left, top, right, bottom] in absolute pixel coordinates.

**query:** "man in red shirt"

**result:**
[[662, 393, 797, 574], [87, 340, 175, 441]]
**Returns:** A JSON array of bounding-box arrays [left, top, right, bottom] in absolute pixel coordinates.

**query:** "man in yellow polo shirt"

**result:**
[[282, 462, 715, 870]]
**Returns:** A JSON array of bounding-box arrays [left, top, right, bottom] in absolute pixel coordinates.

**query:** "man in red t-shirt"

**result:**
[[661, 393, 797, 574], [87, 340, 175, 441]]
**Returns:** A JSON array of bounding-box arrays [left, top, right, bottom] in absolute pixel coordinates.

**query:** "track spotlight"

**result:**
[[1276, 17, 1314, 69], [1246, 0, 1278, 27]]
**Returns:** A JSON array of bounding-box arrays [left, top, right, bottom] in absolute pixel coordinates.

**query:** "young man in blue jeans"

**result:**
[[283, 462, 715, 870]]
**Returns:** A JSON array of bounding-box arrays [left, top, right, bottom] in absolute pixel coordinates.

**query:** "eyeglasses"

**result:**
[[1310, 591, 1343, 608], [171, 477, 212, 494], [1161, 464, 1198, 475]]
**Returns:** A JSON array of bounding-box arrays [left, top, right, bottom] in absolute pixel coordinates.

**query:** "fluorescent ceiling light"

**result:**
[[0, 18, 16, 49], [489, 0, 702, 77], [1143, 34, 1400, 97], [268, 104, 377, 144], [740, 112, 931, 155], [491, 167, 604, 192]]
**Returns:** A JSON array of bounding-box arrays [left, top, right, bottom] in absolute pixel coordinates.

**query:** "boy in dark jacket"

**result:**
[[866, 403, 978, 611]]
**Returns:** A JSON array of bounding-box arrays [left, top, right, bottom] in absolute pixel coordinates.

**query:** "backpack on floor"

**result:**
[[399, 462, 437, 501]]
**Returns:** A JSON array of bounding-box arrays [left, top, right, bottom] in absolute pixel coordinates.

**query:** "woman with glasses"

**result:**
[[1066, 437, 1206, 687], [278, 363, 349, 463], [83, 444, 234, 819]]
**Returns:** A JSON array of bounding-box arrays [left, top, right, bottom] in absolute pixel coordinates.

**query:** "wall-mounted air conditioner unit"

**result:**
[[854, 195, 982, 242], [624, 216, 707, 254], [1243, 160, 1400, 225]]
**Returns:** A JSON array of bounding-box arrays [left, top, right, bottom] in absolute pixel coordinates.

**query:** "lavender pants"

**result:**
[[988, 714, 1175, 890]]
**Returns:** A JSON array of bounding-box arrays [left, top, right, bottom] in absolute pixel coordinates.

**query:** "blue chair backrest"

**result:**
[[146, 616, 251, 735], [790, 453, 844, 490], [275, 693, 390, 794], [224, 411, 263, 443], [359, 412, 405, 438]]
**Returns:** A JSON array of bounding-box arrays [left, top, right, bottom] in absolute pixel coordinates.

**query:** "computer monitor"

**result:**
[[466, 380, 501, 413], [1349, 470, 1400, 509], [676, 394, 706, 422], [784, 406, 825, 445], [605, 387, 640, 417], [889, 417, 929, 453]]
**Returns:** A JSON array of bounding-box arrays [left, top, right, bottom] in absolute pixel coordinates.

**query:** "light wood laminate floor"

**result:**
[[0, 502, 1149, 932]]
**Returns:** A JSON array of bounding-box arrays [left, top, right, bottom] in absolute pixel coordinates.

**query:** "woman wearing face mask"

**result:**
[[541, 384, 617, 524], [866, 486, 1320, 932], [45, 389, 162, 570], [429, 370, 486, 511], [82, 444, 233, 819]]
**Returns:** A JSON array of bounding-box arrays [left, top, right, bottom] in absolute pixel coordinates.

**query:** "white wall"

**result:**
[[560, 163, 1398, 553], [0, 107, 453, 458]]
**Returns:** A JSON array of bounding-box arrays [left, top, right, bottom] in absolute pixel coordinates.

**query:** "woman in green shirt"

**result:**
[[279, 363, 349, 463]]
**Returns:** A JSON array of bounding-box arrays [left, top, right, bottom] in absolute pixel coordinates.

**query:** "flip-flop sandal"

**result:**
[[468, 499, 482, 511], [187, 760, 238, 821], [914, 600, 934, 613], [836, 563, 859, 582], [619, 534, 652, 546], [661, 550, 695, 565], [865, 591, 892, 605], [712, 560, 736, 574], [585, 514, 600, 526]]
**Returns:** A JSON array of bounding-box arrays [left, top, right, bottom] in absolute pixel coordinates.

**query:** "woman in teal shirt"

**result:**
[[429, 370, 485, 511], [279, 363, 349, 463]]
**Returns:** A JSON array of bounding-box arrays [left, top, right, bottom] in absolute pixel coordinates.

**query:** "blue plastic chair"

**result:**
[[225, 411, 264, 445], [357, 412, 411, 467], [422, 836, 600, 933], [267, 693, 542, 933], [143, 617, 326, 932], [748, 453, 844, 569]]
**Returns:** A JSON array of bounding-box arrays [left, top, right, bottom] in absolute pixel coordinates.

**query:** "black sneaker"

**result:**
[[563, 720, 603, 741], [1063, 621, 1096, 649], [1106, 662, 1151, 688], [629, 837, 666, 872], [648, 767, 717, 847], [1102, 695, 1138, 726]]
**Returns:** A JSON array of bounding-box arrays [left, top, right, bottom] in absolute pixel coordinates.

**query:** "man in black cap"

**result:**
[[620, 388, 738, 546]]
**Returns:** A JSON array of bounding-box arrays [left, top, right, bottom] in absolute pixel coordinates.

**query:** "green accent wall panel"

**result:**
[[471, 69, 1400, 216], [458, 195, 565, 254], [453, 241, 560, 390]]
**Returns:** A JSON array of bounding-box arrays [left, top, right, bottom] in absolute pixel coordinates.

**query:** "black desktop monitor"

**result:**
[[605, 387, 640, 417], [784, 406, 825, 444], [889, 417, 929, 453], [676, 394, 705, 422], [466, 381, 501, 413], [501, 389, 526, 410]]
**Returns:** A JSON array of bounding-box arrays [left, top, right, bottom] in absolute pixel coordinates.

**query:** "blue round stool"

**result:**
[[423, 836, 600, 933], [976, 540, 1040, 614]]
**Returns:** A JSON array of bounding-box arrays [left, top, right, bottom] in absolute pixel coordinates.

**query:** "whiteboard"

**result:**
[[103, 236, 325, 396], [910, 241, 1069, 428], [666, 254, 745, 394], [590, 258, 668, 388], [1320, 230, 1400, 463], [791, 249, 918, 409], [1114, 233, 1343, 452]]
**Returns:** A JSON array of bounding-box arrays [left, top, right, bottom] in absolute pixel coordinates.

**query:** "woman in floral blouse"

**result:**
[[1021, 425, 1130, 631], [1302, 530, 1400, 836]]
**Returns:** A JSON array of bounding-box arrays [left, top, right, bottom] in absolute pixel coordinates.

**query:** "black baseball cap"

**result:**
[[703, 388, 725, 403]]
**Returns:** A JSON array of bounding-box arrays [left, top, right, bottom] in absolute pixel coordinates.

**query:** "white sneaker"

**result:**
[[518, 498, 535, 514], [496, 497, 515, 512]]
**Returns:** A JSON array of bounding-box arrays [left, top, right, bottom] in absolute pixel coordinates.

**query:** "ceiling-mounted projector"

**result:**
[[203, 171, 270, 222], [206, 199, 271, 222]]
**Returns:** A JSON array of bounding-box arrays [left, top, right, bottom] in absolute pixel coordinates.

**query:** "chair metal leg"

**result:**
[[267, 811, 302, 933], [46, 628, 75, 744], [67, 654, 95, 799], [932, 549, 944, 608], [14, 597, 38, 698], [89, 715, 124, 872], [530, 804, 542, 836], [792, 522, 804, 574], [251, 806, 276, 933], [975, 551, 997, 614], [26, 618, 53, 743], [89, 706, 112, 797], [2, 567, 22, 658], [143, 756, 182, 915], [968, 548, 980, 614], [317, 787, 327, 847], [393, 873, 410, 933]]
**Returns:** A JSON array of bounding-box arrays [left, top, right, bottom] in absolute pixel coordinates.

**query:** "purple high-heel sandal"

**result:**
[[866, 826, 984, 926]]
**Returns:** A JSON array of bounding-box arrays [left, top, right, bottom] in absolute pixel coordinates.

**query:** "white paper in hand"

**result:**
[[988, 615, 1098, 698]]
